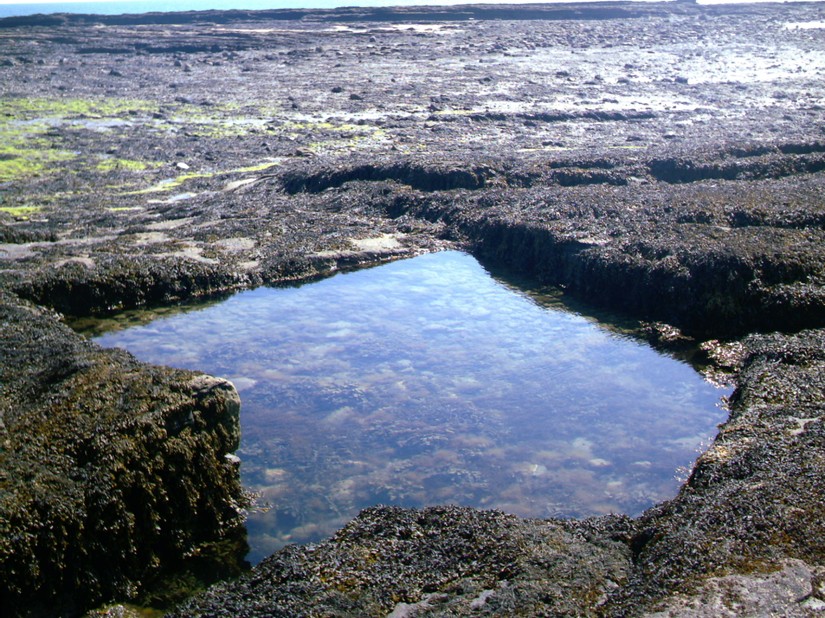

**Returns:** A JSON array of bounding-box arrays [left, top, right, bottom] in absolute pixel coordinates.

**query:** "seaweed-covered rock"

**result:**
[[0, 291, 248, 617], [0, 1, 823, 616], [168, 505, 634, 617], [614, 329, 825, 614]]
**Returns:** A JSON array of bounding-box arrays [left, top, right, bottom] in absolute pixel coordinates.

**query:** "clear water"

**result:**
[[90, 250, 727, 563]]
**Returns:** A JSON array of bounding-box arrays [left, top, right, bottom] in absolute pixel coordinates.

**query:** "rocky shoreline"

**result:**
[[1, 2, 823, 616]]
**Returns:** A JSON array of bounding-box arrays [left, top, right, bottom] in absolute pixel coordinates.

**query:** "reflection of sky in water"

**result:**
[[94, 250, 728, 563]]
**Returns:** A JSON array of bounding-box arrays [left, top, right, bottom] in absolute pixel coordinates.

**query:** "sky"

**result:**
[[0, 0, 620, 4], [0, 0, 633, 6], [0, 0, 819, 4]]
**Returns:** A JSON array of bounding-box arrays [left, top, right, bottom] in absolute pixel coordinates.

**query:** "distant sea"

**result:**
[[0, 0, 634, 20], [1, 1, 463, 19], [0, 0, 825, 18], [0, 0, 811, 20]]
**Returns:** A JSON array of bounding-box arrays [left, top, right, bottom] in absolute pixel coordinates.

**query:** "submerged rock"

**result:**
[[167, 330, 825, 617]]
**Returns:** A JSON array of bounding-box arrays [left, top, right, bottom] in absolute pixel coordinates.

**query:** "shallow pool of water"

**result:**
[[91, 250, 728, 563]]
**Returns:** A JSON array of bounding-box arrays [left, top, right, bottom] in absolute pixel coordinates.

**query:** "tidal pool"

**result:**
[[90, 250, 728, 563]]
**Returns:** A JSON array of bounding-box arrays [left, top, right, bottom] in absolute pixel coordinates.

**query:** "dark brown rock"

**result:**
[[0, 291, 248, 616]]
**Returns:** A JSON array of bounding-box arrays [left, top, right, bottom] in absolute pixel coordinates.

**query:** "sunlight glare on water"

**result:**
[[92, 250, 728, 563]]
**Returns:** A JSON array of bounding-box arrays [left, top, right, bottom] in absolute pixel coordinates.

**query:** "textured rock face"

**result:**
[[350, 172, 825, 338], [643, 559, 825, 618], [0, 291, 248, 616], [617, 329, 825, 615], [168, 505, 635, 617]]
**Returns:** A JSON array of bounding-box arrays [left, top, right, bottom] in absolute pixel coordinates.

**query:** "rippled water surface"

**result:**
[[91, 251, 728, 563]]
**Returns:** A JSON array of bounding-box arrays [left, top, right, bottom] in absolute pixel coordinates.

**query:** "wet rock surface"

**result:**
[[0, 2, 823, 616]]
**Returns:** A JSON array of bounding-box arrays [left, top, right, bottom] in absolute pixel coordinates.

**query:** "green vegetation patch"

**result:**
[[126, 172, 215, 195], [281, 120, 362, 132], [0, 146, 76, 182], [106, 206, 144, 213], [183, 119, 268, 139], [0, 97, 170, 182], [0, 97, 158, 182], [0, 97, 159, 120], [161, 101, 269, 138], [95, 158, 153, 173], [124, 158, 284, 195], [0, 205, 43, 219]]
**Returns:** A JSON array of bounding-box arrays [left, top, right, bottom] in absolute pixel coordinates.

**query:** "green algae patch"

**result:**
[[281, 120, 362, 133], [95, 158, 153, 173], [0, 102, 77, 182], [0, 148, 76, 182], [0, 97, 159, 119], [106, 206, 144, 213], [2, 96, 265, 146], [3, 107, 150, 183], [126, 172, 215, 195], [124, 159, 283, 195], [0, 205, 43, 219], [163, 102, 271, 139], [0, 96, 160, 181]]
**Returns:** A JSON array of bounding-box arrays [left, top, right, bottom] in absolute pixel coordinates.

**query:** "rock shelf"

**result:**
[[0, 2, 823, 616]]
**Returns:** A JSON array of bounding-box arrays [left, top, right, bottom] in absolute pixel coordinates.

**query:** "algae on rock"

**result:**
[[0, 291, 249, 616]]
